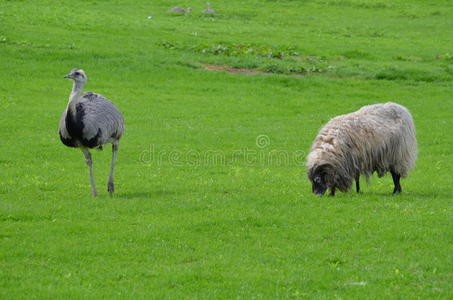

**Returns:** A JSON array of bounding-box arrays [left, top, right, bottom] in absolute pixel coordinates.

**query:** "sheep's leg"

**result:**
[[391, 171, 401, 194], [82, 149, 97, 197], [355, 175, 360, 193], [107, 141, 119, 196], [329, 187, 336, 197]]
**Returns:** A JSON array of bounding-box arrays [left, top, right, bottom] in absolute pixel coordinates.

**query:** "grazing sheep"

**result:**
[[306, 102, 417, 196]]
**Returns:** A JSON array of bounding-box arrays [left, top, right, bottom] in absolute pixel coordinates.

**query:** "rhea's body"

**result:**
[[58, 69, 124, 196], [59, 92, 123, 149]]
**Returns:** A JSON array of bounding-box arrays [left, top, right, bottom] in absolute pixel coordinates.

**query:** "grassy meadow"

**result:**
[[1, 0, 452, 298]]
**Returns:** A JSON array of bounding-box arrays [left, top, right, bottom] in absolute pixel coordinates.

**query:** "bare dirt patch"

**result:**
[[202, 63, 306, 77], [202, 64, 267, 75]]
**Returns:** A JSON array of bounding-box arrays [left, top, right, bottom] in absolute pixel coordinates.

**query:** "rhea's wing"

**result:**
[[58, 111, 68, 137], [58, 109, 79, 147]]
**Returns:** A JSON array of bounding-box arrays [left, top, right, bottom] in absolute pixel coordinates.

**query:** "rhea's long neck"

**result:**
[[66, 81, 85, 116], [68, 81, 85, 103]]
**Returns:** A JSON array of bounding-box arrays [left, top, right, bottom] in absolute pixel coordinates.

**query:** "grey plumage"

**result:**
[[306, 102, 417, 196], [59, 68, 124, 196], [168, 7, 192, 14], [202, 2, 215, 14], [59, 92, 123, 148]]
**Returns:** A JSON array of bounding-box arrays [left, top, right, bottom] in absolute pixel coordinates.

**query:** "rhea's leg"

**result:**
[[355, 174, 360, 193], [82, 149, 97, 197], [107, 141, 119, 196], [391, 170, 401, 194]]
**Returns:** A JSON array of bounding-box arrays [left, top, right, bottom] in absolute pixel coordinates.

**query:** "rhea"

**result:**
[[202, 2, 215, 14], [168, 7, 192, 14], [59, 69, 124, 196]]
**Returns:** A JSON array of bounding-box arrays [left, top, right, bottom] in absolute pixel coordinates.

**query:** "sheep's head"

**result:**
[[64, 68, 87, 84], [308, 163, 334, 196]]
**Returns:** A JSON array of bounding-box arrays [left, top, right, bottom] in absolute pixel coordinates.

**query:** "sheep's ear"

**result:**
[[314, 163, 333, 176]]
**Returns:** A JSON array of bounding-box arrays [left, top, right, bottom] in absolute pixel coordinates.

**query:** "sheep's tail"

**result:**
[[392, 105, 417, 177]]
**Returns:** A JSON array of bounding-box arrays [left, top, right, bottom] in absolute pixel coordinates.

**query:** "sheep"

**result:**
[[306, 102, 417, 196]]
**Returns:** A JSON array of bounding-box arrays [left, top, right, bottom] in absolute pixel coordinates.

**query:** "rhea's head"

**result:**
[[64, 69, 87, 84]]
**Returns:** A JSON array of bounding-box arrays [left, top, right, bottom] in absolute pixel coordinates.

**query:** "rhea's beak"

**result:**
[[64, 74, 72, 79]]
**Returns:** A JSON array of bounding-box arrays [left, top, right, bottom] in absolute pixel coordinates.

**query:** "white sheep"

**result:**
[[306, 102, 417, 196]]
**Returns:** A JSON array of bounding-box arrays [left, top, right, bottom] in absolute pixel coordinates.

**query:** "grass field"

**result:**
[[1, 0, 452, 298]]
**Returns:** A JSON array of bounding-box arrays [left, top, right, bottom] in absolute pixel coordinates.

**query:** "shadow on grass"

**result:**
[[116, 190, 183, 199], [335, 190, 450, 199]]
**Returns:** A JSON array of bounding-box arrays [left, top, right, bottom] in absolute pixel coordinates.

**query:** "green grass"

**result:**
[[1, 0, 452, 298]]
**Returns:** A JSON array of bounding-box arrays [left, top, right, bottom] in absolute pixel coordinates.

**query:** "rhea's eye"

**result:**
[[74, 72, 80, 76], [314, 177, 322, 184]]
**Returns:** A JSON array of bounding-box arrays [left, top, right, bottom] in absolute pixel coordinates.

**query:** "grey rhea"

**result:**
[[306, 102, 417, 196], [168, 7, 192, 14], [202, 2, 215, 14], [59, 69, 124, 197]]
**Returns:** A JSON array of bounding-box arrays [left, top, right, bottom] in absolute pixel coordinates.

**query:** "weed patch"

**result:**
[[342, 50, 370, 59], [436, 53, 453, 62], [157, 41, 301, 60], [317, 0, 390, 9], [375, 66, 446, 82]]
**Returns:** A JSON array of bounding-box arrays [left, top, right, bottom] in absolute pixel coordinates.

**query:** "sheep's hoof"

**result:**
[[108, 182, 114, 196]]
